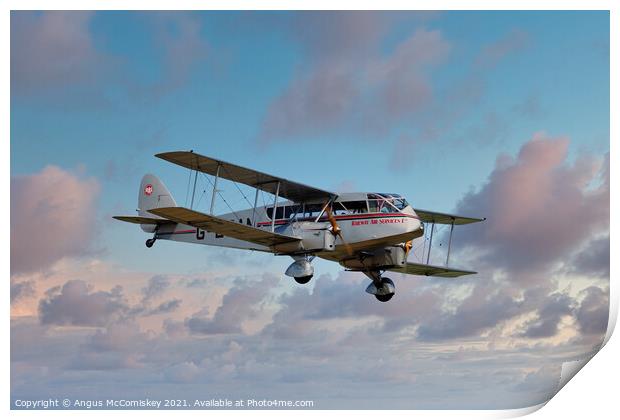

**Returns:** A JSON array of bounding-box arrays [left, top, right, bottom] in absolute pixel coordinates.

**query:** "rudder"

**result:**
[[138, 174, 177, 218]]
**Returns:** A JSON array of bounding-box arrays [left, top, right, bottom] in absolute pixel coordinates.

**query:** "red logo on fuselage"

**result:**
[[144, 184, 153, 196]]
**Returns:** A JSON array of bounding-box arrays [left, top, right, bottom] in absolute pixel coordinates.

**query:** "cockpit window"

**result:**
[[392, 197, 409, 210], [368, 193, 409, 212]]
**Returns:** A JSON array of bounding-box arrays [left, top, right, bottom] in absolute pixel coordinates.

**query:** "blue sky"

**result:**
[[10, 11, 609, 409], [11, 11, 609, 271]]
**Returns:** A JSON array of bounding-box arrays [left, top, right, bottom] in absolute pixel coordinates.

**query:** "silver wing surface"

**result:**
[[156, 151, 335, 203], [147, 206, 300, 248], [386, 262, 476, 277], [413, 209, 485, 225]]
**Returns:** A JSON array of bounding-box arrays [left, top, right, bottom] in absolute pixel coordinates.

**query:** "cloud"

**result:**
[[416, 280, 524, 341], [575, 286, 609, 335], [11, 11, 209, 106], [568, 235, 610, 278], [454, 134, 609, 281], [38, 280, 128, 327], [259, 19, 450, 142], [129, 12, 209, 101], [141, 275, 171, 303], [291, 11, 390, 62], [88, 322, 151, 352], [368, 28, 450, 118], [145, 299, 182, 316], [512, 94, 546, 119], [185, 274, 277, 335], [11, 12, 104, 93], [11, 166, 100, 274], [389, 29, 531, 171], [64, 321, 152, 371], [11, 281, 35, 304], [11, 263, 607, 409], [474, 28, 529, 69], [520, 292, 575, 338]]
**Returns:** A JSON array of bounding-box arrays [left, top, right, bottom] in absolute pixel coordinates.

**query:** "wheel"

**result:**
[[374, 277, 395, 302], [145, 238, 155, 248], [375, 293, 394, 302], [294, 275, 313, 284]]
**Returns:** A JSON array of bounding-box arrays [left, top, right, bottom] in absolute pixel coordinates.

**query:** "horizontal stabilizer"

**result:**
[[414, 209, 485, 225], [113, 216, 176, 225], [387, 262, 476, 278], [147, 207, 300, 248]]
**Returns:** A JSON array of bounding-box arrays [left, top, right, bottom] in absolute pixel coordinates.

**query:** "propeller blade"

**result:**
[[324, 203, 353, 255]]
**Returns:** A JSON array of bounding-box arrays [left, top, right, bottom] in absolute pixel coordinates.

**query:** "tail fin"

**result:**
[[138, 174, 177, 218]]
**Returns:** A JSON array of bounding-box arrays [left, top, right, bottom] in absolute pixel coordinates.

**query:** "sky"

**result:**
[[10, 11, 610, 409]]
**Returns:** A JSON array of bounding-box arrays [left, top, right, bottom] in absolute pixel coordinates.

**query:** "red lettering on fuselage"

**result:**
[[351, 218, 405, 226]]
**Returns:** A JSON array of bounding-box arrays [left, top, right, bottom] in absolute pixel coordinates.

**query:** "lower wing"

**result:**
[[147, 206, 300, 248], [386, 262, 476, 278]]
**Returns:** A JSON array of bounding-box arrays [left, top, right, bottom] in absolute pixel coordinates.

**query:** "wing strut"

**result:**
[[426, 222, 435, 264], [271, 181, 280, 232], [251, 187, 260, 227], [446, 220, 455, 266], [190, 169, 198, 209], [210, 163, 221, 215]]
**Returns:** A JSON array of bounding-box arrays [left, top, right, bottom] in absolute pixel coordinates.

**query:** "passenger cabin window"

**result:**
[[266, 205, 303, 220], [285, 205, 301, 219], [341, 201, 368, 214], [332, 202, 348, 216], [303, 203, 325, 219], [266, 206, 284, 220]]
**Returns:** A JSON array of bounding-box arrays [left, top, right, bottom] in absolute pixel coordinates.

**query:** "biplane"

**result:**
[[114, 151, 485, 302]]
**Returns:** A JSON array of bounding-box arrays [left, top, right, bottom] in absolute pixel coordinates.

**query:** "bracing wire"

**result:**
[[195, 188, 208, 209], [221, 165, 255, 210], [184, 169, 193, 207], [199, 172, 240, 219], [412, 223, 446, 263]]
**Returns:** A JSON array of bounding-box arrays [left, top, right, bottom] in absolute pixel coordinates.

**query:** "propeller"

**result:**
[[403, 240, 413, 261], [404, 240, 413, 255], [324, 203, 353, 255]]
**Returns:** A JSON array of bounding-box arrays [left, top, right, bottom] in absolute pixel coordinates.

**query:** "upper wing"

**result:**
[[413, 209, 485, 225], [387, 262, 476, 278], [147, 206, 300, 247], [156, 151, 335, 203], [113, 216, 176, 225]]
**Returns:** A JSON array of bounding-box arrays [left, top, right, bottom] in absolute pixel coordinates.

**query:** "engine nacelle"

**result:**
[[339, 246, 407, 270], [273, 221, 336, 254], [285, 259, 314, 278]]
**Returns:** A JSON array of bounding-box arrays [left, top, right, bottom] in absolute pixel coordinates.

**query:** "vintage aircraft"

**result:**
[[114, 151, 485, 302]]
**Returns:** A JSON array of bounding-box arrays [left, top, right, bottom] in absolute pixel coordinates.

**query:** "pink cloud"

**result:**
[[11, 165, 100, 274], [368, 28, 450, 117], [11, 12, 109, 94], [259, 21, 450, 143], [455, 133, 609, 280], [128, 12, 210, 102], [39, 280, 128, 327], [292, 11, 390, 62], [474, 28, 529, 69]]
